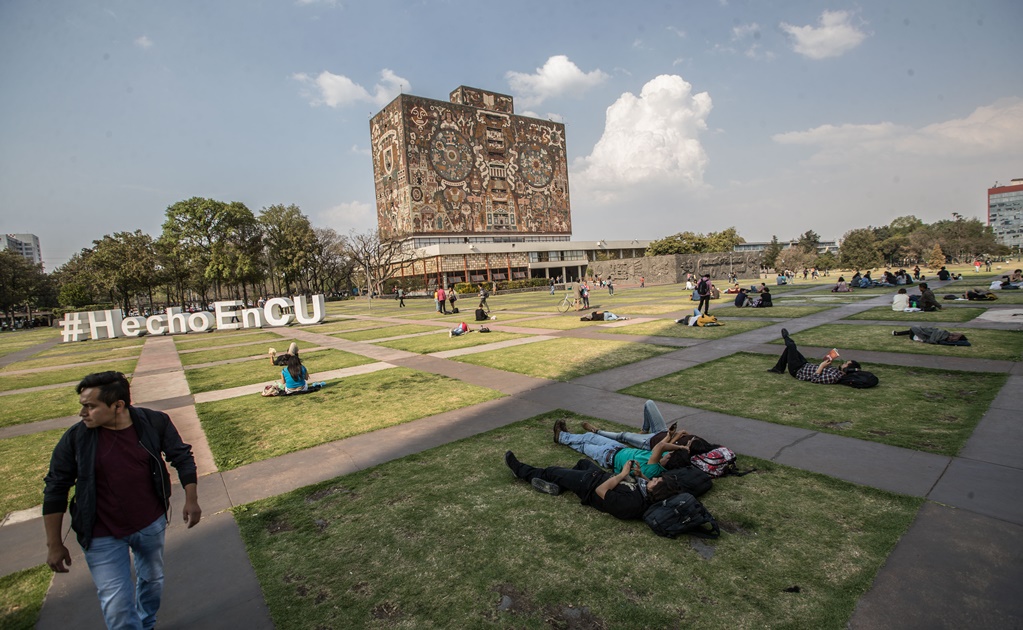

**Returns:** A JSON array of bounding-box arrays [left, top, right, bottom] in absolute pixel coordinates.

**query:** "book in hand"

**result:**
[[825, 348, 840, 361]]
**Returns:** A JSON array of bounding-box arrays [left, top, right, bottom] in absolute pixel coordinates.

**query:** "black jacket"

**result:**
[[42, 407, 197, 550]]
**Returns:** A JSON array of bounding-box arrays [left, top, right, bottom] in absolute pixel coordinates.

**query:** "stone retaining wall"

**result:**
[[589, 252, 763, 284]]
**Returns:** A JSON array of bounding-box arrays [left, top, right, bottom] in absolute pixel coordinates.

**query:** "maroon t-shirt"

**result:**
[[92, 424, 165, 539]]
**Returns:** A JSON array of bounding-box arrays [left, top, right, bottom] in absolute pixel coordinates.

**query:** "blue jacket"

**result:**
[[43, 407, 197, 550]]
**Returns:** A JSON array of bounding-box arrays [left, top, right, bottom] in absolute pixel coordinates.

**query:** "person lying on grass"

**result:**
[[892, 327, 970, 345], [503, 451, 675, 520], [578, 400, 718, 459], [268, 342, 299, 366], [767, 329, 861, 384], [553, 418, 691, 480]]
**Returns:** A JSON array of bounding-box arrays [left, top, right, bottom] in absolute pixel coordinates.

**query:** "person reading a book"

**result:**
[[767, 329, 860, 384]]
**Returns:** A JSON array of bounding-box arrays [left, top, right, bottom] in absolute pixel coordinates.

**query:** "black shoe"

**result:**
[[767, 368, 783, 373], [531, 478, 561, 496], [553, 419, 568, 444], [781, 328, 790, 338], [504, 451, 521, 476]]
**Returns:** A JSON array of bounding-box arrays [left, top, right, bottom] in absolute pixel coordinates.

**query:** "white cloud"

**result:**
[[317, 200, 373, 231], [505, 55, 609, 107], [773, 98, 1023, 159], [293, 68, 408, 108], [666, 26, 686, 38], [573, 74, 712, 197], [780, 10, 867, 59], [732, 23, 760, 41], [134, 35, 153, 49]]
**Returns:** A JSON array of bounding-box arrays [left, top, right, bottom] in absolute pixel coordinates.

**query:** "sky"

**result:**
[[1, 0, 1022, 269]]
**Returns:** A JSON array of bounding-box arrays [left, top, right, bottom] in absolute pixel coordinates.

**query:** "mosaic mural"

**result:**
[[370, 87, 572, 240]]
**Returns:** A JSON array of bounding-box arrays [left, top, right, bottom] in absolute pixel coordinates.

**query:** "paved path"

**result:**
[[1, 277, 1020, 628]]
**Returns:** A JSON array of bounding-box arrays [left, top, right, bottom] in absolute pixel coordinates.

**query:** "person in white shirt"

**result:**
[[892, 288, 910, 311]]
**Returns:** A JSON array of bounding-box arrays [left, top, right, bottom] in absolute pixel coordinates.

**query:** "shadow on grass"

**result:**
[[621, 353, 1006, 456], [777, 325, 1023, 361], [234, 412, 921, 630]]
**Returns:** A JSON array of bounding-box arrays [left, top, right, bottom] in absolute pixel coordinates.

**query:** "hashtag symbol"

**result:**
[[60, 311, 87, 342]]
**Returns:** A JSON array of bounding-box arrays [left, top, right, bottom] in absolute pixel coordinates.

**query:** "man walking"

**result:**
[[43, 371, 202, 630], [696, 274, 712, 314]]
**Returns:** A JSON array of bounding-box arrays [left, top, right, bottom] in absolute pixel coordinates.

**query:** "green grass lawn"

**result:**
[[185, 349, 376, 394], [0, 329, 59, 359], [1, 388, 82, 427], [843, 306, 986, 322], [173, 329, 286, 351], [332, 324, 443, 342], [980, 291, 1023, 304], [0, 428, 66, 518], [778, 325, 1023, 361], [197, 367, 503, 470], [711, 305, 835, 318], [453, 338, 675, 381], [601, 319, 772, 339], [618, 303, 706, 315], [376, 331, 529, 354], [179, 340, 320, 367], [622, 353, 1006, 456], [0, 565, 50, 630], [1, 341, 143, 371], [235, 412, 921, 630], [300, 319, 393, 333], [0, 359, 138, 393], [506, 316, 607, 330]]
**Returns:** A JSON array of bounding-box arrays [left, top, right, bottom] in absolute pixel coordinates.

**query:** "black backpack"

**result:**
[[658, 467, 712, 497], [838, 370, 879, 389], [643, 493, 720, 539]]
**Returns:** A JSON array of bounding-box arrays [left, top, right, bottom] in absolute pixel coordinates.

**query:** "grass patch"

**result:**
[[980, 291, 1023, 304], [0, 359, 138, 393], [843, 306, 985, 322], [376, 331, 529, 354], [778, 324, 1023, 361], [453, 338, 674, 380], [601, 319, 772, 339], [1, 342, 142, 371], [185, 349, 376, 394], [507, 317, 606, 330], [1, 389, 81, 427], [173, 330, 285, 351], [198, 368, 502, 469], [712, 305, 835, 318], [0, 329, 59, 359], [618, 303, 703, 315], [0, 565, 51, 630], [235, 412, 921, 630], [332, 324, 442, 342], [301, 319, 393, 333], [622, 353, 1006, 455], [179, 340, 320, 367], [0, 429, 65, 517]]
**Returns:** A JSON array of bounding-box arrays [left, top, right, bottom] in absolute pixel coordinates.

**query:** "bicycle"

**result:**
[[557, 292, 577, 314]]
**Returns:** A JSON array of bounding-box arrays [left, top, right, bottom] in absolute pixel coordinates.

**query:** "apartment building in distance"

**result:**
[[988, 178, 1023, 252], [2, 233, 43, 267]]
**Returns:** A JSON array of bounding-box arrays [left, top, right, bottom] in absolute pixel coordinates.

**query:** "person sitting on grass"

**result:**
[[752, 286, 772, 308], [892, 288, 910, 311], [916, 282, 942, 311], [280, 354, 322, 394], [734, 287, 751, 308], [269, 342, 300, 366], [767, 329, 861, 384], [503, 451, 675, 520], [553, 418, 691, 479], [831, 277, 852, 292]]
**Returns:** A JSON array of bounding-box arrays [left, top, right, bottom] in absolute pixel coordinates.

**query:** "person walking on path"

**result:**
[[397, 287, 405, 308], [478, 285, 490, 313], [696, 274, 712, 314], [607, 277, 615, 296], [43, 371, 202, 630]]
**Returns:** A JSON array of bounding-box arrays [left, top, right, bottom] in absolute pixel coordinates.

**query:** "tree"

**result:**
[[89, 230, 159, 313], [813, 251, 837, 272], [777, 246, 813, 272], [705, 227, 746, 252], [645, 231, 708, 255], [344, 228, 407, 301], [797, 230, 821, 254], [311, 228, 355, 295], [259, 204, 317, 294], [162, 197, 227, 304], [839, 229, 882, 270], [889, 215, 924, 236], [879, 234, 909, 266], [928, 243, 946, 269], [762, 235, 783, 270], [0, 249, 47, 328], [52, 249, 101, 308]]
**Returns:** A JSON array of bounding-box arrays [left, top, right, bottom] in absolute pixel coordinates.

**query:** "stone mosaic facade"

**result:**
[[370, 86, 571, 241]]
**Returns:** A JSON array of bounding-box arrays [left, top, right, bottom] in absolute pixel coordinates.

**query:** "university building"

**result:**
[[2, 233, 43, 267], [988, 178, 1023, 253], [369, 86, 646, 287]]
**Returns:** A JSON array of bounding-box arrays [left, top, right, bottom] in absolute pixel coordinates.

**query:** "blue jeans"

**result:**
[[84, 515, 167, 630], [595, 400, 667, 450], [558, 432, 624, 467]]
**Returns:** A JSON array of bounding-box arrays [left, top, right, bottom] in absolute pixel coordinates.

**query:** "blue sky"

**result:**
[[2, 0, 1021, 268]]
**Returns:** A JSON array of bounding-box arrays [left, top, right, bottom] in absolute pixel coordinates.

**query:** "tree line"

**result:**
[[1, 197, 410, 327], [644, 215, 1009, 272]]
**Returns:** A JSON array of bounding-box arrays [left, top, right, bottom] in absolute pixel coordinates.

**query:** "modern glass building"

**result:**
[[988, 179, 1023, 253]]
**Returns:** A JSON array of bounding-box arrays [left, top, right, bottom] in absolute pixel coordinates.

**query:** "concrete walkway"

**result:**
[[1, 277, 1020, 628]]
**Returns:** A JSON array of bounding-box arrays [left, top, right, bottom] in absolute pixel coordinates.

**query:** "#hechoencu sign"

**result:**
[[58, 295, 326, 343]]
